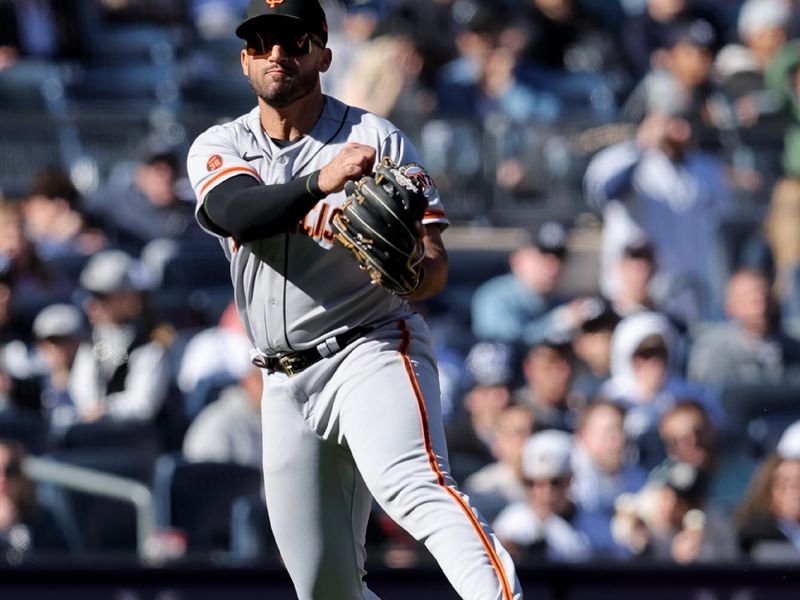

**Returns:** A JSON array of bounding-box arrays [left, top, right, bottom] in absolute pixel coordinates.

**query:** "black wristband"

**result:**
[[306, 171, 325, 200]]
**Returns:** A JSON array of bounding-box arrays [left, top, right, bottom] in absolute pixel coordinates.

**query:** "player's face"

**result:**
[[241, 28, 331, 109]]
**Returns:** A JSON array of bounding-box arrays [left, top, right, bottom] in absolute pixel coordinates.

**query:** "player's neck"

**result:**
[[259, 89, 324, 142]]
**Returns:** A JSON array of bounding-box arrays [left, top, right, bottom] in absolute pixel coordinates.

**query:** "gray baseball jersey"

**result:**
[[187, 96, 448, 354], [188, 95, 521, 600]]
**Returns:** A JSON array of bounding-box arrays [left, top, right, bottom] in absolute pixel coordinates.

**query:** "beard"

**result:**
[[248, 65, 319, 109]]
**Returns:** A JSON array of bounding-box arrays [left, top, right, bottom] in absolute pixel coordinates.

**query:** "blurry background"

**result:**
[[2, 0, 800, 596]]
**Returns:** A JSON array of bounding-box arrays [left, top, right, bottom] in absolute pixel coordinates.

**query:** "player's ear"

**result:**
[[319, 48, 332, 73], [240, 49, 250, 76]]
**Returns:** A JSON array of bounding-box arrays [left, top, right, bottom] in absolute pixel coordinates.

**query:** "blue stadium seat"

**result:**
[[181, 74, 256, 120], [229, 493, 276, 562], [52, 419, 161, 469], [721, 381, 800, 458], [0, 409, 48, 455], [153, 454, 262, 553]]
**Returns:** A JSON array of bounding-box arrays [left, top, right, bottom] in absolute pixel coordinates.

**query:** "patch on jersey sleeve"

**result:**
[[206, 154, 223, 172]]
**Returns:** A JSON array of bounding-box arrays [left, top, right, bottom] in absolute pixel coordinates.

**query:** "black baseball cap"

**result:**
[[236, 0, 328, 44], [533, 220, 568, 258]]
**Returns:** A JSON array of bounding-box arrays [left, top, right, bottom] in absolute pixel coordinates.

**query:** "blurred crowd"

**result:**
[[1, 0, 800, 570]]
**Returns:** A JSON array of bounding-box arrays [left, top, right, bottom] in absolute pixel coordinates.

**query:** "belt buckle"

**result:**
[[277, 354, 300, 376]]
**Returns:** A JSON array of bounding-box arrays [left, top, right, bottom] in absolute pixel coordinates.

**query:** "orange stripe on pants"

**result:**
[[397, 320, 514, 600]]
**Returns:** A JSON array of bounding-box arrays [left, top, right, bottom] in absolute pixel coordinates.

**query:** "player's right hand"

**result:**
[[317, 143, 376, 194]]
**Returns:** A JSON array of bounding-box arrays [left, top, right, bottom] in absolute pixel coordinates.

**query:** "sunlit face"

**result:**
[[525, 474, 572, 518], [659, 409, 712, 467], [772, 460, 800, 523], [579, 405, 625, 473], [492, 406, 534, 465], [669, 42, 712, 88], [240, 26, 331, 109], [525, 346, 572, 406], [725, 271, 771, 334], [0, 445, 22, 503]]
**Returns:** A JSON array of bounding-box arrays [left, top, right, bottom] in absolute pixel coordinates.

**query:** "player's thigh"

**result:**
[[335, 319, 457, 516], [260, 373, 373, 600]]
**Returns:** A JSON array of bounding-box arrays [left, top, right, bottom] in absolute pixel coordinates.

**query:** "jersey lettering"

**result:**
[[295, 201, 343, 244]]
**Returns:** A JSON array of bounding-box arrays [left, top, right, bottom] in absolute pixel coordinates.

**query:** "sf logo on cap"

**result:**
[[266, 0, 285, 7]]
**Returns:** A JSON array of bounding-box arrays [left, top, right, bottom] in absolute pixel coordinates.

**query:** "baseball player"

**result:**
[[186, 1, 521, 598]]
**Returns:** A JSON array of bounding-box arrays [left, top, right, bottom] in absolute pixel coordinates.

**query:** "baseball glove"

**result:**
[[332, 157, 430, 296]]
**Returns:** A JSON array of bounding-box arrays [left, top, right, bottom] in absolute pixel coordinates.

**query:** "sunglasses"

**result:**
[[245, 31, 323, 58], [523, 476, 569, 488], [1, 463, 21, 477], [633, 347, 667, 361]]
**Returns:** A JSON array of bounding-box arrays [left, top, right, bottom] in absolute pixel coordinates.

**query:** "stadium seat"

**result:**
[[36, 448, 154, 555], [153, 454, 262, 554], [721, 381, 800, 458], [229, 493, 276, 562], [53, 419, 161, 469], [182, 373, 239, 423], [0, 408, 48, 455]]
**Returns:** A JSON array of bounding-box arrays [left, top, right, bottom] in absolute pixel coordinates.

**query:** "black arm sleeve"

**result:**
[[200, 172, 325, 242]]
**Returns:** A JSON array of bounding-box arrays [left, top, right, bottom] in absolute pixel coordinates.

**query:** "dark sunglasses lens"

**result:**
[[3, 464, 21, 477], [248, 32, 310, 56]]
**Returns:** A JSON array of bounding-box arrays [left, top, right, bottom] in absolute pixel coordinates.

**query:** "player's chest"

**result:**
[[249, 145, 350, 248]]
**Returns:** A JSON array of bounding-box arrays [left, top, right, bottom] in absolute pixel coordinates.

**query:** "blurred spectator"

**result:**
[[736, 449, 800, 562], [515, 0, 622, 74], [612, 460, 738, 563], [599, 312, 723, 449], [436, 1, 560, 123], [778, 420, 800, 459], [471, 221, 593, 345], [176, 300, 252, 416], [585, 109, 735, 319], [765, 40, 800, 178], [445, 341, 514, 480], [606, 234, 694, 330], [182, 363, 262, 468], [325, 1, 380, 97], [0, 0, 83, 66], [620, 0, 722, 79], [68, 249, 172, 423], [714, 0, 790, 119], [513, 336, 584, 432], [91, 0, 185, 25], [439, 42, 561, 124], [493, 429, 593, 562], [0, 200, 72, 336], [688, 268, 800, 387], [654, 400, 756, 517], [382, 0, 457, 89], [713, 0, 792, 188], [83, 147, 204, 253], [462, 404, 535, 523], [571, 400, 648, 556], [188, 0, 248, 40], [31, 303, 86, 433], [0, 440, 67, 558], [570, 296, 620, 404], [765, 177, 800, 319], [21, 167, 106, 259], [0, 263, 28, 345], [623, 17, 729, 148], [338, 33, 433, 141]]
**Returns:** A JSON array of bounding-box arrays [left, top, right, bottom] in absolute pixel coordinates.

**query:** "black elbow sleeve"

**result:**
[[204, 173, 324, 242]]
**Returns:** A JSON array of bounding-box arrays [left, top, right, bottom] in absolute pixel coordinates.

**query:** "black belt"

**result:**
[[256, 326, 373, 376]]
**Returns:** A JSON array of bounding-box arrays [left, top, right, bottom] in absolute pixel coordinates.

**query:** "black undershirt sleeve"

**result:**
[[200, 172, 325, 242]]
